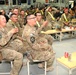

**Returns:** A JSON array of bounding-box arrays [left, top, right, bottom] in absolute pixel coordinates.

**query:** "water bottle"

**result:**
[[68, 53, 71, 61]]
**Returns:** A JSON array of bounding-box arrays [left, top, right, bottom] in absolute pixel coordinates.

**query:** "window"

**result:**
[[21, 0, 27, 3], [0, 0, 5, 4]]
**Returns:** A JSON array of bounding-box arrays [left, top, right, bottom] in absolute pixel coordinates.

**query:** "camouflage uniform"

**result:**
[[22, 24, 55, 68], [61, 13, 72, 28], [18, 15, 25, 28], [36, 20, 53, 45], [6, 19, 27, 54], [7, 19, 22, 36], [46, 11, 61, 29], [36, 19, 52, 31], [0, 26, 23, 75], [46, 11, 55, 22]]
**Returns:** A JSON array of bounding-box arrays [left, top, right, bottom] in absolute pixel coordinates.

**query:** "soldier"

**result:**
[[61, 7, 72, 28], [6, 13, 27, 54], [12, 7, 22, 28], [6, 13, 25, 53], [12, 8, 19, 16], [45, 6, 55, 22], [45, 6, 61, 30], [22, 13, 55, 71], [7, 13, 22, 37], [35, 11, 53, 45], [0, 15, 23, 75], [35, 11, 52, 30], [18, 9, 26, 28]]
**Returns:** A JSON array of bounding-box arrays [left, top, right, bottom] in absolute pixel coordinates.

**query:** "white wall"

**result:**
[[36, 0, 45, 3]]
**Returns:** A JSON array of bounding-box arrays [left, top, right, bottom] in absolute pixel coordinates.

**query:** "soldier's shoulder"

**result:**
[[23, 24, 29, 31], [7, 20, 14, 25], [61, 13, 64, 17], [24, 24, 30, 28]]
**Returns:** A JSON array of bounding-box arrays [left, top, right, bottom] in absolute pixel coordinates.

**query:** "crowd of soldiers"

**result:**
[[0, 5, 76, 75]]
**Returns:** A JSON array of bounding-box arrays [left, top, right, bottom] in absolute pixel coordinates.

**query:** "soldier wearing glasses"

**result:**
[[22, 13, 55, 71]]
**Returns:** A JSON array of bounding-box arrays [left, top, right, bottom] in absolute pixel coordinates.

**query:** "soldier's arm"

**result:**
[[0, 32, 14, 46], [36, 21, 48, 34], [0, 28, 18, 46]]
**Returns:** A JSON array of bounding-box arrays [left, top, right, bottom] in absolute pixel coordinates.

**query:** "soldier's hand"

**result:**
[[43, 21, 48, 27], [64, 22, 69, 26], [10, 28, 18, 34]]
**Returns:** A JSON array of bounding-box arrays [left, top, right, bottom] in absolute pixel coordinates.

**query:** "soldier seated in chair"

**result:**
[[22, 13, 55, 72]]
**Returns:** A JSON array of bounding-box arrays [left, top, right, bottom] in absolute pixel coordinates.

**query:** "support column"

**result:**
[[59, 0, 61, 9], [16, 0, 18, 5], [9, 0, 12, 7]]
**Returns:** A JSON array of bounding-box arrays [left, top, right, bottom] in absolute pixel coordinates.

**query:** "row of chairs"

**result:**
[[0, 59, 47, 75]]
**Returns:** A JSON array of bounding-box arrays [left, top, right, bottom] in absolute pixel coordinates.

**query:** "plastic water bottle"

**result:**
[[68, 53, 71, 61]]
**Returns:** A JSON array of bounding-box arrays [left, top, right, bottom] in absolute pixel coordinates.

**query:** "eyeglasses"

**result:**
[[28, 17, 36, 20], [37, 15, 42, 16]]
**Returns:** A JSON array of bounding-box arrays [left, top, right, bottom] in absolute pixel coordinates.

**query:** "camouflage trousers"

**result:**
[[29, 50, 55, 68], [45, 35, 53, 45], [38, 33, 53, 45], [1, 48, 23, 75]]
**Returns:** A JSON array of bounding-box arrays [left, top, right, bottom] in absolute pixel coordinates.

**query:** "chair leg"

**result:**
[[27, 60, 47, 75], [44, 61, 47, 75], [11, 61, 13, 68], [27, 60, 30, 75]]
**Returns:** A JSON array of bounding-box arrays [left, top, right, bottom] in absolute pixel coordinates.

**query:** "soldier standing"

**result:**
[[0, 15, 23, 75], [22, 13, 55, 71]]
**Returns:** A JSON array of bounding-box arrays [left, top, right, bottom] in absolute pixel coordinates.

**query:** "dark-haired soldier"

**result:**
[[61, 8, 72, 28], [0, 9, 9, 22], [18, 9, 26, 27], [22, 13, 55, 72], [6, 13, 24, 52], [35, 11, 53, 45], [45, 6, 61, 29], [7, 13, 22, 36]]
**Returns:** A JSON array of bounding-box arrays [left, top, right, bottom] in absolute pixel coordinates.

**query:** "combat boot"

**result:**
[[38, 63, 44, 68], [46, 66, 54, 72]]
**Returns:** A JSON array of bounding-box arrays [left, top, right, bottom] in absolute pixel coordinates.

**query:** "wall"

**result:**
[[36, 0, 45, 3]]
